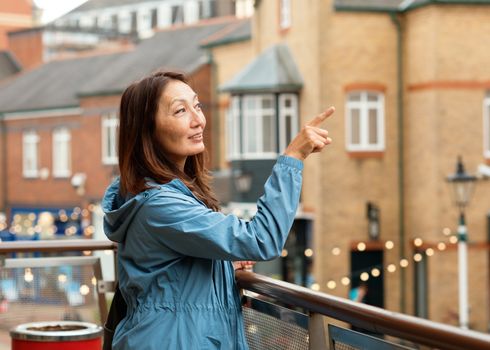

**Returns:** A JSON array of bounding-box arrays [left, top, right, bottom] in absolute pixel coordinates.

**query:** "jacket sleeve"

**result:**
[[142, 155, 303, 261]]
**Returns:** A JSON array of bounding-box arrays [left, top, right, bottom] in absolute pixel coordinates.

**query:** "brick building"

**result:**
[[0, 0, 34, 49], [0, 17, 242, 243], [208, 0, 490, 331]]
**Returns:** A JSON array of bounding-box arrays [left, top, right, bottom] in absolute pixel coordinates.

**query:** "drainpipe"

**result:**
[[0, 114, 7, 213], [390, 13, 406, 314]]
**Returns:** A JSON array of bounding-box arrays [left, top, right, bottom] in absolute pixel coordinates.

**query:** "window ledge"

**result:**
[[347, 151, 384, 159]]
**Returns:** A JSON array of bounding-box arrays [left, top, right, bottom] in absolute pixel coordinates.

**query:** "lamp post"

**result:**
[[447, 156, 477, 329]]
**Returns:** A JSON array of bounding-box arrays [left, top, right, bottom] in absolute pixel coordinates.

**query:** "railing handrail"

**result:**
[[1, 240, 489, 350], [235, 270, 490, 350], [0, 239, 116, 254]]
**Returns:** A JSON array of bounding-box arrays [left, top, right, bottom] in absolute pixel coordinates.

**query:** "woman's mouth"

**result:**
[[189, 133, 203, 141]]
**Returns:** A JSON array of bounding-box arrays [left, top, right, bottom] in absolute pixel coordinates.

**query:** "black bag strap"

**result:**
[[103, 283, 127, 350]]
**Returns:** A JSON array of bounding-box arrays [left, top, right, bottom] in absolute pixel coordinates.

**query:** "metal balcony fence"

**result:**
[[1, 240, 490, 350]]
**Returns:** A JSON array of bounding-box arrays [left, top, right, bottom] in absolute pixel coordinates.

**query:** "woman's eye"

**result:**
[[175, 108, 185, 115], [195, 102, 203, 111]]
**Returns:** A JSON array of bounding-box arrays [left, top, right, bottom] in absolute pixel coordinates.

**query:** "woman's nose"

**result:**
[[190, 109, 205, 127]]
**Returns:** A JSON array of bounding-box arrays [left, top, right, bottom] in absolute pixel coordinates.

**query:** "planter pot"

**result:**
[[10, 321, 103, 350]]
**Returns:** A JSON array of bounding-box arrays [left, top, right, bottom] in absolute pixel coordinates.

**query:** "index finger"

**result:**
[[306, 106, 335, 127]]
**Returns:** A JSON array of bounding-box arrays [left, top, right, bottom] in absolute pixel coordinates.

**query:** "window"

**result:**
[[243, 95, 276, 158], [23, 130, 39, 178], [52, 128, 71, 178], [151, 8, 158, 28], [171, 5, 184, 24], [346, 91, 384, 151], [130, 11, 138, 32], [226, 97, 241, 160], [279, 0, 291, 30], [102, 113, 118, 165], [226, 93, 298, 160], [484, 95, 490, 158]]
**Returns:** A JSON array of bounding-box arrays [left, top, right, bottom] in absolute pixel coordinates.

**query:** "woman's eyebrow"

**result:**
[[170, 94, 198, 105]]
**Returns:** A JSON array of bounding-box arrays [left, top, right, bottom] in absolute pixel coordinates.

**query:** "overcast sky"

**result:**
[[34, 0, 89, 23]]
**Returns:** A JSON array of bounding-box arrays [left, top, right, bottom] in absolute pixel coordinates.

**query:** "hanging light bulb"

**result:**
[[357, 242, 366, 251], [371, 268, 381, 277], [387, 264, 396, 273], [360, 272, 369, 281], [400, 259, 409, 268], [385, 240, 394, 250], [437, 242, 447, 251], [414, 253, 423, 262], [426, 248, 434, 257], [327, 280, 337, 290], [414, 238, 423, 247], [341, 277, 351, 286]]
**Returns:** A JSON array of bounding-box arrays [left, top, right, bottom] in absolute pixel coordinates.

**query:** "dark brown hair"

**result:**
[[118, 71, 219, 211]]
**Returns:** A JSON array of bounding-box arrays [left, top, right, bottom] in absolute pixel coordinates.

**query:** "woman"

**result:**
[[102, 71, 333, 349]]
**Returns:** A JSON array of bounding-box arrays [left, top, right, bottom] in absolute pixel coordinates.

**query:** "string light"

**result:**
[[58, 274, 67, 283], [387, 264, 396, 273], [371, 268, 381, 277], [79, 285, 90, 296], [24, 268, 34, 282], [437, 242, 447, 251], [385, 240, 394, 250], [400, 259, 409, 268], [91, 277, 97, 286], [304, 248, 313, 257], [327, 280, 337, 289], [357, 242, 366, 251], [281, 249, 288, 257], [310, 283, 320, 291], [414, 238, 423, 247], [449, 236, 458, 244], [331, 247, 341, 256], [426, 248, 434, 257], [360, 272, 369, 281], [341, 277, 351, 286], [442, 227, 451, 236], [414, 253, 423, 262]]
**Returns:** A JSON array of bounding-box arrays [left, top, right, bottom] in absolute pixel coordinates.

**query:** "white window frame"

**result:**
[[52, 127, 71, 178], [242, 94, 277, 159], [23, 130, 40, 178], [226, 96, 241, 161], [345, 91, 385, 152], [484, 95, 490, 158], [102, 113, 119, 165], [279, 0, 291, 30], [278, 94, 298, 153]]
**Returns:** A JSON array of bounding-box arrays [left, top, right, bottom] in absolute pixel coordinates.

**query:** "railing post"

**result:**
[[308, 313, 329, 350]]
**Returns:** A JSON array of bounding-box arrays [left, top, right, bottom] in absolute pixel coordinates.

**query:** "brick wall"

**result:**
[[0, 0, 33, 49], [245, 0, 490, 329], [8, 28, 43, 69]]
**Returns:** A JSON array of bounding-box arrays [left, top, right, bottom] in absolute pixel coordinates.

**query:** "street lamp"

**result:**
[[446, 156, 477, 329]]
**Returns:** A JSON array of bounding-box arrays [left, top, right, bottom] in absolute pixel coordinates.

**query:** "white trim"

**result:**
[[3, 108, 82, 121], [52, 127, 71, 178], [22, 130, 40, 178], [278, 94, 298, 153], [226, 96, 241, 161], [102, 113, 119, 165], [345, 91, 385, 152], [484, 96, 490, 158]]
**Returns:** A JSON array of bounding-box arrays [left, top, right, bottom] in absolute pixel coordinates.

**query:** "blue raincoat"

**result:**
[[102, 155, 303, 349]]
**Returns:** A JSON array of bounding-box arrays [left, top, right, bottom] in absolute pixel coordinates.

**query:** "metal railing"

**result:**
[[1, 240, 490, 350]]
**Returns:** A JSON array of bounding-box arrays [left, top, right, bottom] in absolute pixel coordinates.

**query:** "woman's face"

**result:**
[[155, 80, 206, 170]]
